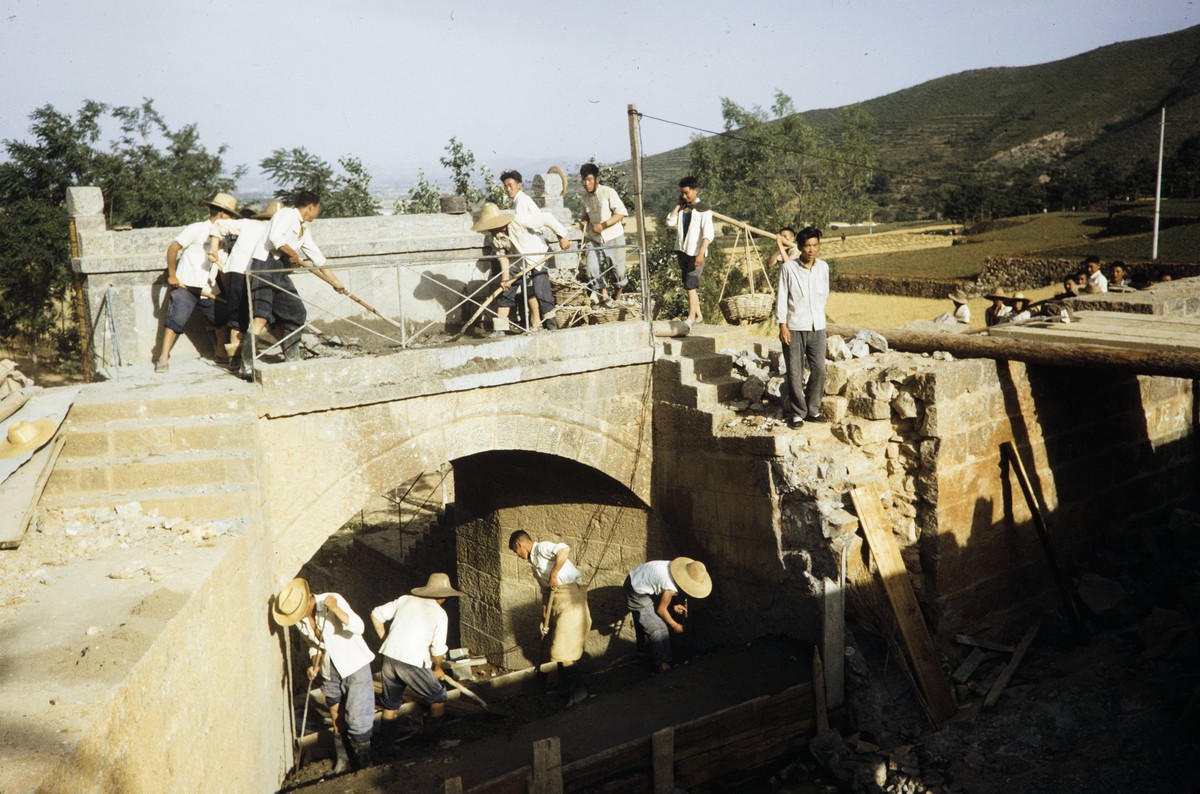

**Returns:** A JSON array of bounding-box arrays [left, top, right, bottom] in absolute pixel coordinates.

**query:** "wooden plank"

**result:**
[[651, 727, 674, 794], [532, 736, 563, 794], [468, 767, 530, 794], [822, 576, 845, 709], [984, 620, 1042, 708], [0, 435, 67, 549], [996, 319, 1200, 347], [954, 634, 1015, 653], [951, 648, 989, 684], [825, 323, 1200, 379], [812, 646, 829, 734], [0, 389, 31, 424], [1070, 311, 1200, 331], [851, 483, 957, 724], [445, 777, 464, 794], [988, 323, 1200, 354], [1001, 443, 1087, 638]]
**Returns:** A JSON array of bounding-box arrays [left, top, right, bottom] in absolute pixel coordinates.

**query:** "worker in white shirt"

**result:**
[[371, 573, 464, 748], [665, 176, 715, 326], [154, 192, 241, 373], [775, 227, 831, 428], [1084, 255, 1108, 292], [509, 530, 592, 706], [578, 162, 629, 305], [273, 578, 375, 773]]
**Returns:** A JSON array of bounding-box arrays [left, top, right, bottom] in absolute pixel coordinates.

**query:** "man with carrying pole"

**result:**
[[272, 578, 375, 774], [509, 530, 592, 706]]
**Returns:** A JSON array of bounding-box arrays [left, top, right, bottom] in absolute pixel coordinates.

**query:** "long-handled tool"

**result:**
[[534, 589, 558, 685], [293, 257, 406, 332], [451, 254, 558, 341], [441, 672, 491, 712], [295, 647, 325, 768]]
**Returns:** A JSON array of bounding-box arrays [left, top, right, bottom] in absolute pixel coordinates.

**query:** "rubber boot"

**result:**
[[543, 317, 558, 331], [234, 335, 255, 380], [331, 733, 351, 775], [563, 664, 588, 708], [350, 736, 373, 770], [282, 332, 302, 362]]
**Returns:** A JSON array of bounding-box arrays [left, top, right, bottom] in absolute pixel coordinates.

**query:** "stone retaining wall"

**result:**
[[831, 275, 976, 299], [978, 256, 1200, 291]]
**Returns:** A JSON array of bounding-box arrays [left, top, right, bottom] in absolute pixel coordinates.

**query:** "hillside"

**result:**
[[632, 24, 1200, 213]]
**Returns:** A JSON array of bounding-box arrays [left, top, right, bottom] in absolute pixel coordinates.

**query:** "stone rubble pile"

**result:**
[[0, 502, 240, 610]]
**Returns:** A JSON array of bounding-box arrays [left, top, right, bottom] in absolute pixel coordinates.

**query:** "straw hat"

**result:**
[[984, 287, 1010, 302], [272, 577, 313, 626], [0, 418, 57, 459], [203, 192, 239, 216], [947, 288, 969, 304], [669, 557, 712, 599], [251, 200, 283, 220], [412, 572, 465, 599], [472, 203, 515, 233], [1011, 291, 1028, 303]]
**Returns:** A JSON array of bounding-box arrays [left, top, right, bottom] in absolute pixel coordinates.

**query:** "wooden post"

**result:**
[[822, 577, 845, 709], [984, 620, 1042, 707], [1000, 442, 1087, 639], [532, 736, 563, 794], [812, 646, 829, 734], [652, 727, 675, 794], [443, 777, 464, 794], [852, 483, 958, 724], [627, 104, 651, 325]]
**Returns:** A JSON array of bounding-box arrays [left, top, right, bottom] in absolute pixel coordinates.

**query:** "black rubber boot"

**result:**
[[563, 664, 588, 708], [234, 336, 255, 380], [350, 736, 373, 769], [331, 733, 350, 775], [282, 333, 302, 362], [543, 317, 558, 331]]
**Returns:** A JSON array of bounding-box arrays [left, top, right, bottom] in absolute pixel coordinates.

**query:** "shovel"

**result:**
[[534, 589, 557, 686], [295, 648, 324, 768]]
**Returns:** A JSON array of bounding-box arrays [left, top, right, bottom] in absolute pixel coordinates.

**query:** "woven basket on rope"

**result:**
[[550, 277, 591, 308], [588, 305, 628, 324], [719, 293, 774, 325]]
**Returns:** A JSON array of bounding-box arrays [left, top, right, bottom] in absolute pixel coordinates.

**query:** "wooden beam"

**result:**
[[532, 736, 563, 794], [652, 727, 674, 794], [951, 648, 989, 684], [851, 483, 958, 724], [822, 576, 845, 709], [826, 323, 1200, 379], [984, 620, 1042, 708], [812, 646, 829, 734], [0, 435, 67, 550], [954, 634, 1016, 654], [1000, 442, 1087, 639], [444, 777, 464, 794]]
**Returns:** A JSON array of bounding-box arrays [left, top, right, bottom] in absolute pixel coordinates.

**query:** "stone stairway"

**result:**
[[41, 367, 261, 522], [654, 332, 743, 409]]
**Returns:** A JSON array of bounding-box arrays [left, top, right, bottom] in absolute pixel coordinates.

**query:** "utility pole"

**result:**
[[627, 104, 651, 322], [1152, 106, 1166, 260]]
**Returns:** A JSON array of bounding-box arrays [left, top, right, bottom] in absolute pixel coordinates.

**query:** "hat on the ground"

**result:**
[[251, 200, 283, 220], [669, 557, 713, 599], [0, 418, 57, 459], [984, 287, 1010, 301], [948, 288, 969, 304], [472, 203, 515, 233], [272, 577, 313, 626], [203, 192, 239, 216], [412, 573, 465, 599]]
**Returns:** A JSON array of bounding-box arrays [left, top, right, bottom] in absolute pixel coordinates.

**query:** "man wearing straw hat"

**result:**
[[154, 192, 241, 374], [472, 202, 560, 335], [946, 289, 971, 325], [578, 162, 629, 306], [273, 578, 375, 773], [509, 530, 592, 706], [984, 287, 1013, 327], [207, 201, 281, 370], [624, 557, 712, 673], [370, 573, 463, 748]]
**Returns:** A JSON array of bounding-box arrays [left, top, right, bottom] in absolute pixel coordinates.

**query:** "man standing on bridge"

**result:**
[[578, 162, 629, 305], [666, 176, 714, 326], [776, 226, 830, 428], [509, 529, 592, 706]]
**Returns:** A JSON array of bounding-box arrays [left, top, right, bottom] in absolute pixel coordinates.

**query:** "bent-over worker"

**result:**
[[624, 557, 712, 673]]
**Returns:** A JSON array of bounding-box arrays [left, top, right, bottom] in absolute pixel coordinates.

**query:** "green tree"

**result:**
[[394, 169, 442, 214], [260, 147, 380, 218], [0, 199, 71, 372]]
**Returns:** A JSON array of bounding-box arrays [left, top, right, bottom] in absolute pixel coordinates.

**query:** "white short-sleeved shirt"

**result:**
[[172, 219, 217, 289], [528, 541, 582, 590], [251, 206, 303, 262], [294, 592, 375, 678], [628, 560, 679, 597], [580, 184, 628, 244], [1088, 270, 1108, 292], [775, 258, 830, 332], [371, 594, 449, 668], [212, 218, 266, 275], [513, 190, 568, 240]]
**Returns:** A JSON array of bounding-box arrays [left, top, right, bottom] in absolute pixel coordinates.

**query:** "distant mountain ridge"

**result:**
[[632, 24, 1200, 214]]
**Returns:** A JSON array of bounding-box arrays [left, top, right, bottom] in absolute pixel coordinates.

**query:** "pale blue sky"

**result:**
[[1, 0, 1196, 190]]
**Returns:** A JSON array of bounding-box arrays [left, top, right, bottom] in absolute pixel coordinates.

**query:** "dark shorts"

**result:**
[[379, 656, 448, 710], [214, 271, 250, 331], [677, 251, 703, 291], [495, 263, 555, 315], [165, 286, 216, 334], [249, 256, 306, 331]]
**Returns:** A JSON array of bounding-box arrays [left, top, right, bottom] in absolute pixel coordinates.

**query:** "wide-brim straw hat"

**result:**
[[251, 200, 283, 220], [1011, 291, 1028, 302], [472, 202, 515, 233], [0, 418, 57, 458], [412, 572, 465, 599], [984, 287, 1010, 301], [669, 557, 712, 599], [203, 192, 239, 216], [272, 577, 312, 626], [948, 288, 969, 304]]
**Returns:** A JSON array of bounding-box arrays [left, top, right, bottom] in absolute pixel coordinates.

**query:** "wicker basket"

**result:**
[[719, 293, 775, 325], [550, 276, 591, 307], [588, 306, 627, 324]]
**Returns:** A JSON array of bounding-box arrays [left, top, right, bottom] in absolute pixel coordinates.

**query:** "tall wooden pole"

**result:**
[[1152, 106, 1166, 261], [628, 104, 651, 323]]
